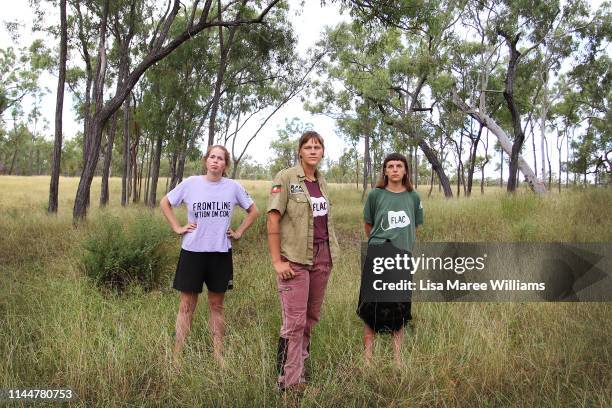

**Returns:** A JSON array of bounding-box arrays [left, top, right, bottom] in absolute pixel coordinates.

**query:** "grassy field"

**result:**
[[1, 176, 611, 407]]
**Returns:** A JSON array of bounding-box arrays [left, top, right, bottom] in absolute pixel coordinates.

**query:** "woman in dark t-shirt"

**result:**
[[358, 152, 423, 365]]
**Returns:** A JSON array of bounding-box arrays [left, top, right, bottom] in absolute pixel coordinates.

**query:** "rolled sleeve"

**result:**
[[267, 171, 288, 215]]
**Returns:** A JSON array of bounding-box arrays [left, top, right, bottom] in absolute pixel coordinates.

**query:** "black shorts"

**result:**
[[172, 249, 233, 294], [357, 300, 412, 333]]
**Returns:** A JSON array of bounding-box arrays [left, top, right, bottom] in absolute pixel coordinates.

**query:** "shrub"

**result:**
[[81, 213, 174, 293]]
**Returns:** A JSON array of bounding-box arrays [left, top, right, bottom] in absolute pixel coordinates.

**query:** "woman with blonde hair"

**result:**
[[161, 144, 259, 365]]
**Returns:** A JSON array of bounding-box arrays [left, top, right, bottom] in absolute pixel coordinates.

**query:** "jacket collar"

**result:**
[[296, 161, 320, 181]]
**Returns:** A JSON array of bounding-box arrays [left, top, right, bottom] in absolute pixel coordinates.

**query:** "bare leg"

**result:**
[[173, 292, 199, 364], [392, 329, 404, 366], [363, 324, 375, 365], [207, 291, 226, 364]]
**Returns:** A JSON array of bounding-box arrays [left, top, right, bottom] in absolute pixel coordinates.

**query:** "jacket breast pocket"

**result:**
[[287, 194, 309, 219]]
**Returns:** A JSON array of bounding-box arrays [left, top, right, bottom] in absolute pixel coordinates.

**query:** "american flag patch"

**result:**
[[271, 184, 282, 193]]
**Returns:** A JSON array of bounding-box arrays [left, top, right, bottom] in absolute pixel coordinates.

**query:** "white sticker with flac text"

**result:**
[[311, 196, 328, 217], [381, 210, 410, 231]]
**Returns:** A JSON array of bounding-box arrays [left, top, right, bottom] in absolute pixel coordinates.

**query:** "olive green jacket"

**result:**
[[267, 163, 340, 265]]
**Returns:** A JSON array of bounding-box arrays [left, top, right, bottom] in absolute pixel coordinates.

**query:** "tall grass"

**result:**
[[0, 176, 610, 407]]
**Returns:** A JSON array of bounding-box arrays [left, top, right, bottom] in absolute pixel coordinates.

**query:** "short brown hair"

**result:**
[[375, 152, 414, 191], [297, 131, 325, 160], [203, 144, 231, 176]]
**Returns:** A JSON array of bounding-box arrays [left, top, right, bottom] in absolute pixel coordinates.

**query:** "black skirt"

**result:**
[[357, 241, 413, 333], [356, 298, 412, 333]]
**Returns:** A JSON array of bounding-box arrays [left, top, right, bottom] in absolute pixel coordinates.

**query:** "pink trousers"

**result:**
[[276, 241, 332, 388]]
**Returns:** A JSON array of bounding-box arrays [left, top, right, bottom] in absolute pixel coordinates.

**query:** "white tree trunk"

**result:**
[[452, 89, 547, 194], [540, 75, 548, 184]]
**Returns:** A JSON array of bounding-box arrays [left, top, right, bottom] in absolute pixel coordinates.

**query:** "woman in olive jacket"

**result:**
[[266, 131, 339, 391]]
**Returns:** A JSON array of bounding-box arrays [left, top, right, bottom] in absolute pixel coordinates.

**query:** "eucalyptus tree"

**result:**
[[565, 3, 611, 185], [201, 2, 307, 178], [49, 0, 68, 213], [2, 122, 32, 175], [475, 128, 491, 194], [464, 0, 593, 192], [339, 0, 481, 198], [325, 147, 361, 184], [43, 0, 281, 222], [549, 77, 579, 192], [0, 40, 50, 175], [311, 17, 455, 197], [268, 117, 311, 176], [135, 23, 215, 204], [136, 2, 297, 202], [567, 53, 611, 184], [138, 70, 182, 206], [206, 0, 246, 147], [307, 77, 384, 197], [0, 42, 48, 119], [493, 139, 504, 186], [444, 38, 486, 196], [445, 1, 549, 193]]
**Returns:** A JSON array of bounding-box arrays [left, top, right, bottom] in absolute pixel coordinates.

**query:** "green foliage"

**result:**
[[60, 134, 84, 177], [80, 213, 174, 293], [324, 147, 362, 183], [0, 43, 47, 118], [268, 117, 312, 175], [234, 155, 269, 180], [0, 122, 52, 176], [564, 21, 611, 180]]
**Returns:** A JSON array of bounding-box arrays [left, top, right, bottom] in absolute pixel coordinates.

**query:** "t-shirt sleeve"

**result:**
[[267, 171, 288, 215], [166, 178, 188, 207], [363, 189, 376, 224], [414, 193, 424, 226], [235, 182, 254, 210]]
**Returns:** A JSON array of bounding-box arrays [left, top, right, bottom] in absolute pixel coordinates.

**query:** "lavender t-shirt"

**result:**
[[166, 176, 254, 252]]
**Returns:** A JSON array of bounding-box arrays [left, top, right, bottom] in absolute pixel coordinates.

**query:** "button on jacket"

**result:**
[[267, 163, 340, 265]]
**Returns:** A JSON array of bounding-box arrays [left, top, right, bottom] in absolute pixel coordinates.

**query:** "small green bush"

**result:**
[[81, 214, 174, 292]]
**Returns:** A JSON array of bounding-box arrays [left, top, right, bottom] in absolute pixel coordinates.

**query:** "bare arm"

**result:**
[[160, 195, 196, 235], [364, 222, 372, 238], [267, 210, 294, 280], [227, 203, 260, 239]]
